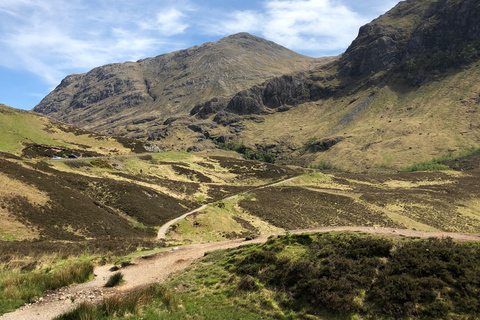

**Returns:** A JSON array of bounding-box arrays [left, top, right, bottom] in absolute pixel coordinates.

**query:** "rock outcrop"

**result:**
[[339, 0, 480, 79]]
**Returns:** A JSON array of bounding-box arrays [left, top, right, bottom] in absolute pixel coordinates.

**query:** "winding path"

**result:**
[[3, 172, 480, 320], [2, 227, 480, 320], [157, 176, 298, 239]]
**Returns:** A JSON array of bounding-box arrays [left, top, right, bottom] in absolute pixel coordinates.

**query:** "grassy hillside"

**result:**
[[196, 59, 480, 172], [57, 232, 480, 320], [0, 103, 141, 157]]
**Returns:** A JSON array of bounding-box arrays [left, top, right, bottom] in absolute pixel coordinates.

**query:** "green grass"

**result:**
[[0, 110, 65, 154], [55, 284, 179, 320], [0, 259, 94, 315], [401, 147, 480, 172], [156, 233, 480, 319]]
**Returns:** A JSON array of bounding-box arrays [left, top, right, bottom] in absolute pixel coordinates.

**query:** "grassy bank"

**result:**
[[58, 232, 480, 320], [0, 259, 94, 315]]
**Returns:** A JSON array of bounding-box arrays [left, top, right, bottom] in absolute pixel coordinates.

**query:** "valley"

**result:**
[[1, 0, 480, 318]]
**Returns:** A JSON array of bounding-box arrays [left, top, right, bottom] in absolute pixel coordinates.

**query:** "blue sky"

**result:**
[[0, 0, 400, 110]]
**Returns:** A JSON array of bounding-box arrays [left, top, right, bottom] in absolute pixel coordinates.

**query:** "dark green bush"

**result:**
[[230, 234, 480, 319], [104, 272, 124, 288]]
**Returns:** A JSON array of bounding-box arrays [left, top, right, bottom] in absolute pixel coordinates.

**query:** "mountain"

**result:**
[[33, 0, 480, 172], [33, 33, 322, 137]]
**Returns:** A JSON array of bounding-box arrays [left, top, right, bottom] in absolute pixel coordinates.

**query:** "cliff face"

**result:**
[[339, 0, 480, 79], [214, 0, 480, 120], [33, 33, 318, 136]]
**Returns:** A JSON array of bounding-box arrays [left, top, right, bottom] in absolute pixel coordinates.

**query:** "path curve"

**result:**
[[156, 176, 298, 239], [2, 227, 480, 320]]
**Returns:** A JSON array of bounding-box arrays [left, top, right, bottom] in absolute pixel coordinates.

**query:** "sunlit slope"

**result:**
[[0, 103, 134, 157]]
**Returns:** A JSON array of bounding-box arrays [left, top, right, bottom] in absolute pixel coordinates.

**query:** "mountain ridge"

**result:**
[[33, 33, 322, 137], [33, 0, 480, 171]]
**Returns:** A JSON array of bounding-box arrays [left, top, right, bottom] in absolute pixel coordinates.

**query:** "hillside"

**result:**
[[32, 0, 480, 172], [1, 102, 480, 318], [0, 103, 157, 158], [33, 33, 321, 138]]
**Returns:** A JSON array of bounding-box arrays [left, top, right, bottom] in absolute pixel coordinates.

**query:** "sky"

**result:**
[[0, 0, 400, 110]]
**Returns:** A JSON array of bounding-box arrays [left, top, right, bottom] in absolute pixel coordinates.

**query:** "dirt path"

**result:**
[[2, 226, 480, 320], [157, 176, 299, 239]]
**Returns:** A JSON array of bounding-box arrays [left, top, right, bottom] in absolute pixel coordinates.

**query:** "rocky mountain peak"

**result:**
[[33, 33, 316, 137], [339, 0, 480, 80]]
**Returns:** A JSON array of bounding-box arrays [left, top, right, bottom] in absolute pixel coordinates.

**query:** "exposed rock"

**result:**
[[147, 128, 170, 141], [263, 74, 310, 108], [224, 86, 266, 115], [34, 32, 317, 136], [163, 116, 181, 125], [214, 135, 233, 144], [190, 97, 228, 119], [213, 111, 242, 126], [132, 116, 158, 125], [339, 0, 480, 79], [143, 143, 163, 153]]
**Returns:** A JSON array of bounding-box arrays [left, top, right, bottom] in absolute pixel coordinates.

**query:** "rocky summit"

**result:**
[[33, 33, 320, 138]]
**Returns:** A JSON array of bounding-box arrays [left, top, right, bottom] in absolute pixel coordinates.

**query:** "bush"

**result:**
[[104, 272, 124, 288], [310, 160, 337, 170], [229, 234, 480, 319], [233, 233, 392, 315], [213, 140, 278, 163], [90, 159, 114, 169]]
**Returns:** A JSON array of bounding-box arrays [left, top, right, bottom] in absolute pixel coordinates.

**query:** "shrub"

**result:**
[[104, 272, 124, 288], [213, 140, 278, 163], [310, 160, 337, 170], [90, 159, 114, 169]]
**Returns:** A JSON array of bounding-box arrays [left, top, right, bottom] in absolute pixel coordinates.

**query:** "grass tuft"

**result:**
[[0, 260, 94, 315], [104, 272, 124, 288], [55, 284, 178, 319]]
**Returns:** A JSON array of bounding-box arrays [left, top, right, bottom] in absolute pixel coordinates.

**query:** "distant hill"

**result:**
[[33, 0, 480, 171], [33, 33, 321, 138]]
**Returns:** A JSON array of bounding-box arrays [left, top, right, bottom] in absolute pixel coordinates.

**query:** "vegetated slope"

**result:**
[[0, 103, 157, 158], [56, 232, 478, 320], [169, 160, 480, 243], [169, 0, 480, 172], [33, 33, 321, 138], [35, 0, 480, 171], [158, 232, 480, 320], [0, 145, 302, 245]]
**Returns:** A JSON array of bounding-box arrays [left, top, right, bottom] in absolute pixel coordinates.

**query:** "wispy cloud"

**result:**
[[0, 0, 191, 86], [201, 0, 398, 56], [140, 8, 190, 35], [0, 0, 400, 93]]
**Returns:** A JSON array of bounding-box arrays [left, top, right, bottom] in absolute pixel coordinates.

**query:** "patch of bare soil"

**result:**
[[2, 228, 479, 320]]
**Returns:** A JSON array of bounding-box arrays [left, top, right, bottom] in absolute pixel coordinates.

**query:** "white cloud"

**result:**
[[202, 0, 396, 55], [0, 0, 191, 86], [139, 8, 189, 35], [212, 10, 263, 35], [0, 0, 401, 95]]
